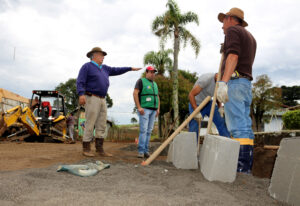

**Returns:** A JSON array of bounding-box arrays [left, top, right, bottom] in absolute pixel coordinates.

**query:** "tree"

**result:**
[[131, 117, 137, 124], [251, 75, 282, 131], [281, 85, 300, 107], [178, 70, 197, 84], [106, 94, 113, 108], [55, 78, 78, 112], [282, 110, 300, 129], [155, 70, 195, 137], [152, 0, 200, 127], [143, 48, 173, 75], [55, 78, 113, 112]]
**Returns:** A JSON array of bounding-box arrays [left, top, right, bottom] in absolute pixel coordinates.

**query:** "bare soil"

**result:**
[[0, 141, 288, 206], [252, 147, 278, 178]]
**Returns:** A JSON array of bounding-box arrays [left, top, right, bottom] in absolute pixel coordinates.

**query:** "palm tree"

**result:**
[[152, 0, 200, 127], [143, 48, 173, 76]]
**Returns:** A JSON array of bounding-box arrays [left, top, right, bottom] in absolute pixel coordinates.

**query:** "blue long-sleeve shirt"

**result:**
[[76, 62, 131, 97]]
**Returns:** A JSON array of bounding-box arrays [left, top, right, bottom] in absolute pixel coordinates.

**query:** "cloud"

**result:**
[[0, 0, 299, 124]]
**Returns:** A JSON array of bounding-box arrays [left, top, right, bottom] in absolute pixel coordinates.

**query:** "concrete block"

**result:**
[[166, 132, 198, 169], [268, 137, 300, 206], [199, 134, 240, 183]]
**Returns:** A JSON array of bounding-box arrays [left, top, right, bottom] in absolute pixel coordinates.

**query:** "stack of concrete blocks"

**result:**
[[268, 137, 300, 205], [167, 132, 198, 169], [199, 134, 240, 183]]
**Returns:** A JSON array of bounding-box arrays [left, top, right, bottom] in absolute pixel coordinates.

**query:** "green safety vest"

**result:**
[[140, 78, 159, 109]]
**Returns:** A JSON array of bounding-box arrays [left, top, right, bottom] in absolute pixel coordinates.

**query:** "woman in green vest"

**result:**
[[133, 66, 160, 158]]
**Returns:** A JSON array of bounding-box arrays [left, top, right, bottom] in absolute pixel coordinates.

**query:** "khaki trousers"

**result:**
[[83, 95, 107, 142]]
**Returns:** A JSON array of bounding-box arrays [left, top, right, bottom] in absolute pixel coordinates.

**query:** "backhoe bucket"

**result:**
[[0, 113, 7, 137]]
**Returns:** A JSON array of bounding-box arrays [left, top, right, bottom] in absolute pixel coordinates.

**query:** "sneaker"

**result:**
[[137, 153, 144, 158], [144, 152, 150, 158]]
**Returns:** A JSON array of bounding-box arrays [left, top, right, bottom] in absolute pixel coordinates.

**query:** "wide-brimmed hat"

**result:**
[[86, 47, 107, 58], [146, 66, 157, 72], [218, 7, 248, 27]]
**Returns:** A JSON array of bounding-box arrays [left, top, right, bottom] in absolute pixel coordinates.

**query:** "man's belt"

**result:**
[[231, 71, 251, 80], [85, 92, 105, 99]]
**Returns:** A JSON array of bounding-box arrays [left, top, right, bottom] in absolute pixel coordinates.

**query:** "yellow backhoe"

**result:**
[[0, 90, 69, 142]]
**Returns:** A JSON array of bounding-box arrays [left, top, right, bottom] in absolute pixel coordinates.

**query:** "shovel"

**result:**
[[206, 45, 224, 135], [197, 116, 202, 156]]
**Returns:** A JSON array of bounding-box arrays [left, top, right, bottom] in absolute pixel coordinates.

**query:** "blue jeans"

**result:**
[[225, 78, 254, 139], [138, 108, 156, 154], [188, 101, 230, 139], [225, 78, 254, 173]]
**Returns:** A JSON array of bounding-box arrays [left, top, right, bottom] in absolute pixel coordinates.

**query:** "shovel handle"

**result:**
[[207, 52, 224, 134]]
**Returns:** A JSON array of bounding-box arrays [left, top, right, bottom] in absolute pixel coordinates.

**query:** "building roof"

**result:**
[[264, 109, 288, 116], [0, 88, 29, 104]]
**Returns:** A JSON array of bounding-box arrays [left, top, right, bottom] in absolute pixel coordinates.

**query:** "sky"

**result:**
[[0, 0, 299, 124]]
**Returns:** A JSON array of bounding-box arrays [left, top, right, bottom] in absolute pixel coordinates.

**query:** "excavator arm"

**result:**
[[20, 107, 40, 135], [0, 106, 39, 137]]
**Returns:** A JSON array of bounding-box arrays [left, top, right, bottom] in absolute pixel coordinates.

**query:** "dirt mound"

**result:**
[[252, 147, 277, 178]]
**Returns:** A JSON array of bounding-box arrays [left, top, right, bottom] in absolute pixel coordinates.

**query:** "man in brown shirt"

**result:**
[[216, 8, 257, 173]]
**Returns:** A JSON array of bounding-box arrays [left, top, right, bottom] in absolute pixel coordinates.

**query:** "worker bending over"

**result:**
[[189, 73, 230, 138]]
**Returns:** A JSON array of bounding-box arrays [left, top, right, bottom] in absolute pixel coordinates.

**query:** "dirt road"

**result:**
[[0, 141, 288, 205], [0, 142, 145, 171]]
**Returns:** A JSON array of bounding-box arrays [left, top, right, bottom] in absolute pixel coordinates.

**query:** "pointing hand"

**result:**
[[131, 67, 142, 71]]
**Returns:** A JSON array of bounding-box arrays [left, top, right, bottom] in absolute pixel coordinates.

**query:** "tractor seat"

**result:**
[[41, 101, 52, 118]]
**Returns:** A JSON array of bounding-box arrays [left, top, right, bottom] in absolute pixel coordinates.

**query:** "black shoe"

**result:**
[[144, 152, 150, 158]]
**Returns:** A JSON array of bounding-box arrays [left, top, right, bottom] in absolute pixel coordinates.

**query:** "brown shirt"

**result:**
[[221, 25, 257, 81]]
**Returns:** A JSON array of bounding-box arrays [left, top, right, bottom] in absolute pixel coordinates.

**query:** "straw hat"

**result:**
[[218, 7, 248, 27], [86, 47, 107, 58]]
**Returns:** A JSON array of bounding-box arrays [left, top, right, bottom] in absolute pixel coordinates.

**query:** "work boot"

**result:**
[[95, 138, 113, 157], [82, 141, 95, 157], [237, 145, 253, 173]]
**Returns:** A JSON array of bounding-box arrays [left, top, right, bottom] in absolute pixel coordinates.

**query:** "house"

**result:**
[[0, 88, 29, 112], [263, 109, 287, 132]]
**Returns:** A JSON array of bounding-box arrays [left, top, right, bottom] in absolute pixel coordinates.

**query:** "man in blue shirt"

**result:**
[[77, 47, 141, 157]]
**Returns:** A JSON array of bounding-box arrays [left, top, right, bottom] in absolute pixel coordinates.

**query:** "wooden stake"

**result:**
[[207, 52, 224, 135], [197, 117, 202, 156], [264, 145, 280, 150], [141, 96, 211, 166]]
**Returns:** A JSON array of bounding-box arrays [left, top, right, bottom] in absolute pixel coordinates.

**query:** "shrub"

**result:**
[[282, 110, 300, 129]]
